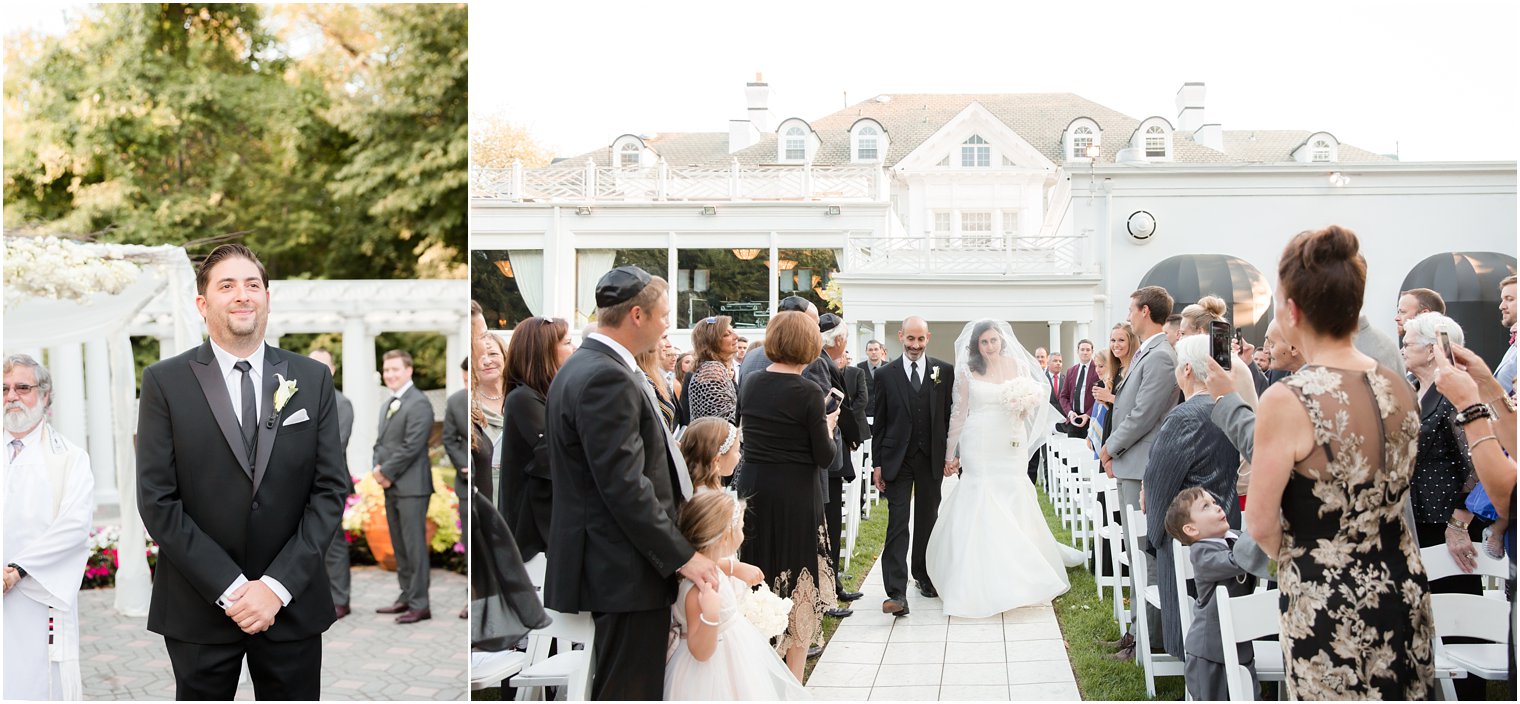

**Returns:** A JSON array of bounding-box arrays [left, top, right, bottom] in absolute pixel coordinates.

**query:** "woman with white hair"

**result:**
[[1402, 311, 1487, 697], [1141, 333, 1243, 660]]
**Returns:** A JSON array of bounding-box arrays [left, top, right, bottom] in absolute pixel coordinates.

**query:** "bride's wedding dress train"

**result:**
[[926, 377, 1084, 618]]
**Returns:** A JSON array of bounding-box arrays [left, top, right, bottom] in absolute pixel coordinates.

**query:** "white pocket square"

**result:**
[[281, 408, 310, 427]]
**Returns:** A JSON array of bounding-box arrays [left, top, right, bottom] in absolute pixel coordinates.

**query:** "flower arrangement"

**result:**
[[1000, 377, 1046, 420], [81, 526, 158, 590], [341, 468, 462, 555], [3, 236, 140, 309], [740, 582, 794, 638]]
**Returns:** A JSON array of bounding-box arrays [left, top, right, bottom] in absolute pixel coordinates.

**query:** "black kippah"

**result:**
[[595, 266, 652, 308], [818, 313, 842, 333], [778, 295, 811, 313]]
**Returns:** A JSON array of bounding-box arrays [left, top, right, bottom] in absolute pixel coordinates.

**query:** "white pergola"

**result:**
[[6, 240, 468, 615]]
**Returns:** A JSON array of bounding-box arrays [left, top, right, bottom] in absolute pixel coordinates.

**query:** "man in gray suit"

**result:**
[[1099, 285, 1179, 660], [371, 349, 435, 624], [311, 349, 356, 619], [442, 358, 470, 620]]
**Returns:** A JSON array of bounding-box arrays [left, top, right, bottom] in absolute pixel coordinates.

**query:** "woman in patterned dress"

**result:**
[[1246, 225, 1435, 699], [683, 315, 740, 424]]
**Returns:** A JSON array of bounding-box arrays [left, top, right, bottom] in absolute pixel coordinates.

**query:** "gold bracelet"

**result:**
[[1487, 393, 1516, 413]]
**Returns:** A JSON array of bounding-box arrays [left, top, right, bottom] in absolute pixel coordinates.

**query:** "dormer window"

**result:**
[[856, 125, 879, 161], [784, 127, 807, 161], [1063, 118, 1102, 161], [1074, 127, 1094, 160], [1310, 140, 1331, 162], [961, 135, 990, 167], [1144, 126, 1166, 158], [617, 141, 641, 168]]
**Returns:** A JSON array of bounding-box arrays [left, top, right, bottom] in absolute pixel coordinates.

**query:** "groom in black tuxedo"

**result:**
[[544, 266, 719, 700], [871, 316, 954, 615], [137, 245, 348, 700]]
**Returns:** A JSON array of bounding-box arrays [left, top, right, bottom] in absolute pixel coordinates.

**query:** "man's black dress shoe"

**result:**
[[916, 581, 938, 599], [882, 598, 909, 616], [837, 590, 864, 602], [825, 607, 853, 618], [807, 646, 823, 659]]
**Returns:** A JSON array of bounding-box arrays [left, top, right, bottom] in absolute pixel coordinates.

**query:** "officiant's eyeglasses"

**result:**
[[3, 384, 38, 396]]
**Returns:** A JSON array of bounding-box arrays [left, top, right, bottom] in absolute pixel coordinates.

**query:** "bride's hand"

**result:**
[[943, 459, 957, 477]]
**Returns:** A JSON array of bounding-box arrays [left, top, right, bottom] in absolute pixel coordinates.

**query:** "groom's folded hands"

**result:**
[[225, 580, 283, 634]]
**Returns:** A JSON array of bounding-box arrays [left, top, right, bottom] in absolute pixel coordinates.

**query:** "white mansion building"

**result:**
[[471, 79, 1516, 363]]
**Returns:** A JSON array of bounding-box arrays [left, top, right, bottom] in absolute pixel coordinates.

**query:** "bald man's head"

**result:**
[[899, 316, 930, 361]]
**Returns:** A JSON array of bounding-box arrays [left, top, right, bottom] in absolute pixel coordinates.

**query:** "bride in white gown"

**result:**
[[926, 319, 1085, 618]]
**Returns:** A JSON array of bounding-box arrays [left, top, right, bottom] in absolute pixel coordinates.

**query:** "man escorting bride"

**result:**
[[927, 319, 1084, 618]]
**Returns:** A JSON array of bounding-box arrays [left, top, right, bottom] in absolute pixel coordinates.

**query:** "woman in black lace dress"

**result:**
[[1247, 226, 1434, 699], [682, 315, 739, 424]]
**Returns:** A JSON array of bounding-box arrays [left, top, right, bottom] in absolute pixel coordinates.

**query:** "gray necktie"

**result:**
[[8, 439, 22, 462], [637, 370, 693, 499], [910, 360, 922, 392], [234, 360, 257, 461]]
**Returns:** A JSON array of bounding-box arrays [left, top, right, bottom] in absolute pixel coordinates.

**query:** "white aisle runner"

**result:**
[[804, 552, 1081, 701]]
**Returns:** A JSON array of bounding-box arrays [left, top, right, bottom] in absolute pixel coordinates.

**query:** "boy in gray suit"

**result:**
[[1165, 487, 1258, 701]]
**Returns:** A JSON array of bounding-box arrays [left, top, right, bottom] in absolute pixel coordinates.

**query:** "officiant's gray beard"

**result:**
[[4, 400, 46, 434]]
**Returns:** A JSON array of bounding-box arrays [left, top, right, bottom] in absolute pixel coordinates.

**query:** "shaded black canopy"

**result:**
[[1400, 251, 1516, 367], [1137, 254, 1275, 346]]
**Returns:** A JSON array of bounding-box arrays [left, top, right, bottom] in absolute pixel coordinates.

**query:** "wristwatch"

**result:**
[[6, 563, 25, 579], [1453, 403, 1494, 426]]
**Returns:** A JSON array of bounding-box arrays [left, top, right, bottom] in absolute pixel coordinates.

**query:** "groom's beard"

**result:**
[[4, 401, 46, 434]]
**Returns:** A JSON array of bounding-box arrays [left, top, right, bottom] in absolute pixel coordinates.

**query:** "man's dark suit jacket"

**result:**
[[443, 389, 469, 473], [543, 338, 693, 614], [137, 341, 348, 644], [856, 359, 888, 406], [373, 385, 435, 498], [869, 356, 954, 481], [1058, 361, 1098, 418], [833, 364, 872, 481]]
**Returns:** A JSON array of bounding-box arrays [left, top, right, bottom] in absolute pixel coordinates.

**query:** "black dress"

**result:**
[[502, 386, 553, 560], [736, 370, 836, 653]]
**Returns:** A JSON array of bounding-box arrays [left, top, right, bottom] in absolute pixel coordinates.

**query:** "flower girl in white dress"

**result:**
[[665, 490, 809, 700]]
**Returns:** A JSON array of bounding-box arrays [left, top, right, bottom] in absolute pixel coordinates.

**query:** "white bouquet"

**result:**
[[1000, 377, 1046, 420], [740, 581, 793, 638]]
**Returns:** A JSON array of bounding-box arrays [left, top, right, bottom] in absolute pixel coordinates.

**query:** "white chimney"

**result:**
[[729, 119, 759, 154], [1194, 123, 1223, 151], [746, 73, 771, 133], [1175, 82, 1206, 133]]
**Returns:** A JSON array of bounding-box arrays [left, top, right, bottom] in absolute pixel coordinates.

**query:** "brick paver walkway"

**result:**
[[79, 565, 468, 700]]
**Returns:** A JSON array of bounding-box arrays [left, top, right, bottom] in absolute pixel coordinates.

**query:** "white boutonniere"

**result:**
[[273, 374, 299, 413], [387, 398, 401, 419], [931, 365, 942, 384]]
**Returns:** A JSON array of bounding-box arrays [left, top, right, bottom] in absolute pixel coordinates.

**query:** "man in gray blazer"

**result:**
[[371, 349, 436, 623], [442, 358, 470, 620], [311, 349, 356, 619], [1099, 285, 1179, 660]]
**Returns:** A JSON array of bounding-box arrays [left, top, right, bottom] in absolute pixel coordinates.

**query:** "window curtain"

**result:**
[[575, 250, 617, 324], [508, 250, 545, 317]]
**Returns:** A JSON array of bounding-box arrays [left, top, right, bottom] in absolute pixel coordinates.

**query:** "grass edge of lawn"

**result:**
[[805, 496, 890, 683]]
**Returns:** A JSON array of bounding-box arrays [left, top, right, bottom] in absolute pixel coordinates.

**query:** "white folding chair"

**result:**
[[1422, 544, 1509, 690], [1093, 476, 1120, 606], [470, 650, 530, 691], [513, 608, 596, 701], [843, 460, 862, 572], [1125, 506, 1184, 696], [1216, 586, 1283, 701], [1173, 540, 1195, 652], [1106, 482, 1132, 625]]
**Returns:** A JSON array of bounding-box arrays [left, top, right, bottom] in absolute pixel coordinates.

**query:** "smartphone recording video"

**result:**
[[1209, 320, 1233, 371]]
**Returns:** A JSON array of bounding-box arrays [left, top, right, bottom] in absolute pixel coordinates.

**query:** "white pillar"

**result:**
[[343, 317, 376, 481], [445, 329, 464, 398], [1076, 322, 1091, 347], [84, 340, 118, 504], [49, 343, 88, 447], [156, 335, 177, 362], [873, 320, 887, 357], [667, 235, 679, 330], [1048, 321, 1062, 358], [109, 332, 150, 616], [768, 235, 781, 322]]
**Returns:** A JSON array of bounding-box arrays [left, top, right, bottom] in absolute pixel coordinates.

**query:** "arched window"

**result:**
[[1144, 125, 1166, 158], [1310, 140, 1331, 162], [856, 125, 880, 161], [784, 126, 807, 161], [961, 135, 990, 167], [617, 141, 641, 168], [1072, 126, 1094, 160]]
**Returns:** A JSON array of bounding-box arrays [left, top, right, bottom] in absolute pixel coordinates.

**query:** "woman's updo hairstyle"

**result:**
[[1278, 225, 1366, 339]]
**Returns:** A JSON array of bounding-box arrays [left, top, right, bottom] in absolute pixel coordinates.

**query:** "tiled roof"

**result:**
[[1198, 130, 1393, 163], [558, 95, 1389, 168]]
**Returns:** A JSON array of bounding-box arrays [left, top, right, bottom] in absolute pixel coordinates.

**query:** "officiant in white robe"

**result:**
[[3, 354, 95, 701]]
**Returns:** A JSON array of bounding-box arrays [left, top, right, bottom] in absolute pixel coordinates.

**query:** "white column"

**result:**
[[156, 334, 177, 362], [109, 331, 150, 616], [768, 234, 780, 321], [667, 234, 679, 329], [343, 317, 377, 481], [1076, 322, 1091, 347], [1048, 321, 1062, 358], [445, 328, 464, 398], [49, 343, 88, 447], [84, 340, 118, 504], [874, 320, 887, 357]]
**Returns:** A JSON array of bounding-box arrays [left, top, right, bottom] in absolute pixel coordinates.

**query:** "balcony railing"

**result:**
[[845, 233, 1091, 276], [472, 159, 887, 203]]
